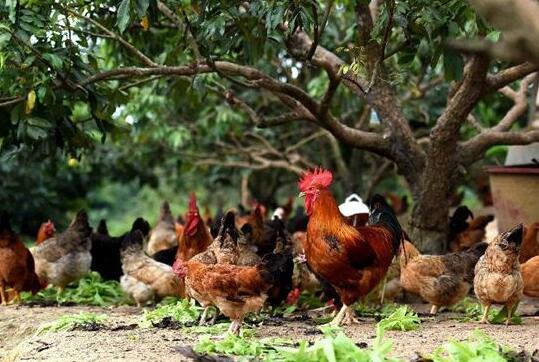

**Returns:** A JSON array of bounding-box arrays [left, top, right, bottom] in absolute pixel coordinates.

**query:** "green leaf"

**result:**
[[135, 0, 150, 17], [42, 53, 63, 70], [26, 125, 47, 140], [0, 33, 11, 49], [443, 49, 464, 81], [116, 0, 132, 33], [6, 0, 17, 23], [27, 117, 52, 129]]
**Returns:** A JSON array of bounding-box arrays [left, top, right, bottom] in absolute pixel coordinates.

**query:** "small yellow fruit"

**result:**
[[140, 16, 149, 31], [68, 158, 78, 167], [25, 90, 36, 114]]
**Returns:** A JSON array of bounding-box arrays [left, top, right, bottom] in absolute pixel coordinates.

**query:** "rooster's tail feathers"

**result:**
[[368, 194, 403, 254]]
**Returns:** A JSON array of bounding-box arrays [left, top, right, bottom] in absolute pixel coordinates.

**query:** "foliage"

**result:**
[[37, 312, 107, 334], [22, 272, 132, 306], [376, 306, 421, 332], [138, 298, 202, 328], [0, 0, 534, 242], [451, 298, 522, 325], [195, 331, 291, 361], [274, 326, 400, 362], [430, 330, 514, 362]]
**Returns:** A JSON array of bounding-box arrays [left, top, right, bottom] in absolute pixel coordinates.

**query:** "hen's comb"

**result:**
[[188, 193, 198, 212], [298, 167, 333, 191]]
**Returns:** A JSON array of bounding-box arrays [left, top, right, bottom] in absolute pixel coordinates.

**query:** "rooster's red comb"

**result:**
[[188, 193, 198, 211], [298, 167, 333, 191]]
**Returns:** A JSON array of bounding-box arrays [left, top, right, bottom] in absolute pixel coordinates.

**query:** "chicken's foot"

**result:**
[[228, 320, 242, 335], [479, 304, 491, 324], [505, 303, 514, 326], [199, 306, 211, 326], [329, 304, 359, 326], [9, 290, 21, 304], [207, 310, 219, 325], [430, 305, 439, 315]]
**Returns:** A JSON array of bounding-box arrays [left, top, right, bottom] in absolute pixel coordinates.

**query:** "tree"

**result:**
[[1, 0, 538, 252]]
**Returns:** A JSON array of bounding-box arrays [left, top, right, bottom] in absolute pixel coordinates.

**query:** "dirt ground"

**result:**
[[1, 299, 538, 362]]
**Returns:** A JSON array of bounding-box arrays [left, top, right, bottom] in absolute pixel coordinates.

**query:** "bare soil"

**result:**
[[1, 300, 538, 362]]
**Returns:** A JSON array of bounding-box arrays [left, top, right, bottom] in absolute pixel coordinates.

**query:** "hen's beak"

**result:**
[[298, 191, 306, 198]]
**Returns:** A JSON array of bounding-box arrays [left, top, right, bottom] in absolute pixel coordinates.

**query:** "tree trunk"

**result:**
[[407, 165, 458, 254], [408, 200, 450, 255]]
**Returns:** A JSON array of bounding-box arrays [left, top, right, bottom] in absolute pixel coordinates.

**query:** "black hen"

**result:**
[[90, 219, 123, 281], [90, 218, 151, 281], [265, 217, 295, 307]]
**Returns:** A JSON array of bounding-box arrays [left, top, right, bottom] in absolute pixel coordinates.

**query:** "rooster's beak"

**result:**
[[298, 192, 306, 198]]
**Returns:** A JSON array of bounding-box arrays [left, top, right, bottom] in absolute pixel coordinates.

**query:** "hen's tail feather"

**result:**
[[466, 241, 488, 259], [449, 206, 474, 234], [70, 210, 92, 237], [97, 219, 109, 236], [368, 194, 403, 254], [131, 217, 150, 237], [218, 211, 239, 243]]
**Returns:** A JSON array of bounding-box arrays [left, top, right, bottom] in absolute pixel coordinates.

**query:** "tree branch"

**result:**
[[64, 7, 157, 67], [492, 73, 536, 132], [461, 129, 539, 164], [486, 62, 539, 91]]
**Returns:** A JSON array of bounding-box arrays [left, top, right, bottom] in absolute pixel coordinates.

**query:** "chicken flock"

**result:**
[[1, 168, 538, 334]]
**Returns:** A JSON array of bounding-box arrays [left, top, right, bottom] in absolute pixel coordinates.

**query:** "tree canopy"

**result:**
[[1, 0, 538, 249]]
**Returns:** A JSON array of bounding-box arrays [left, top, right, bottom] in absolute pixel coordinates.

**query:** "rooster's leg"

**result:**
[[0, 285, 6, 306], [430, 305, 439, 315], [343, 306, 360, 324], [330, 304, 350, 326], [479, 304, 491, 324], [199, 306, 210, 325]]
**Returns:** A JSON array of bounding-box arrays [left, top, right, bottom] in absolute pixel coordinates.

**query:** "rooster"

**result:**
[[178, 194, 214, 262], [152, 195, 213, 266], [298, 168, 402, 325]]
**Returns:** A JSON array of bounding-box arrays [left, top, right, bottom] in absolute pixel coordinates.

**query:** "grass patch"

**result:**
[[184, 323, 230, 335], [194, 326, 399, 361], [138, 298, 201, 328], [451, 298, 522, 325], [195, 329, 292, 360], [275, 326, 399, 362], [21, 272, 132, 306], [430, 330, 515, 362], [355, 302, 400, 319], [37, 312, 107, 334], [376, 305, 420, 331]]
